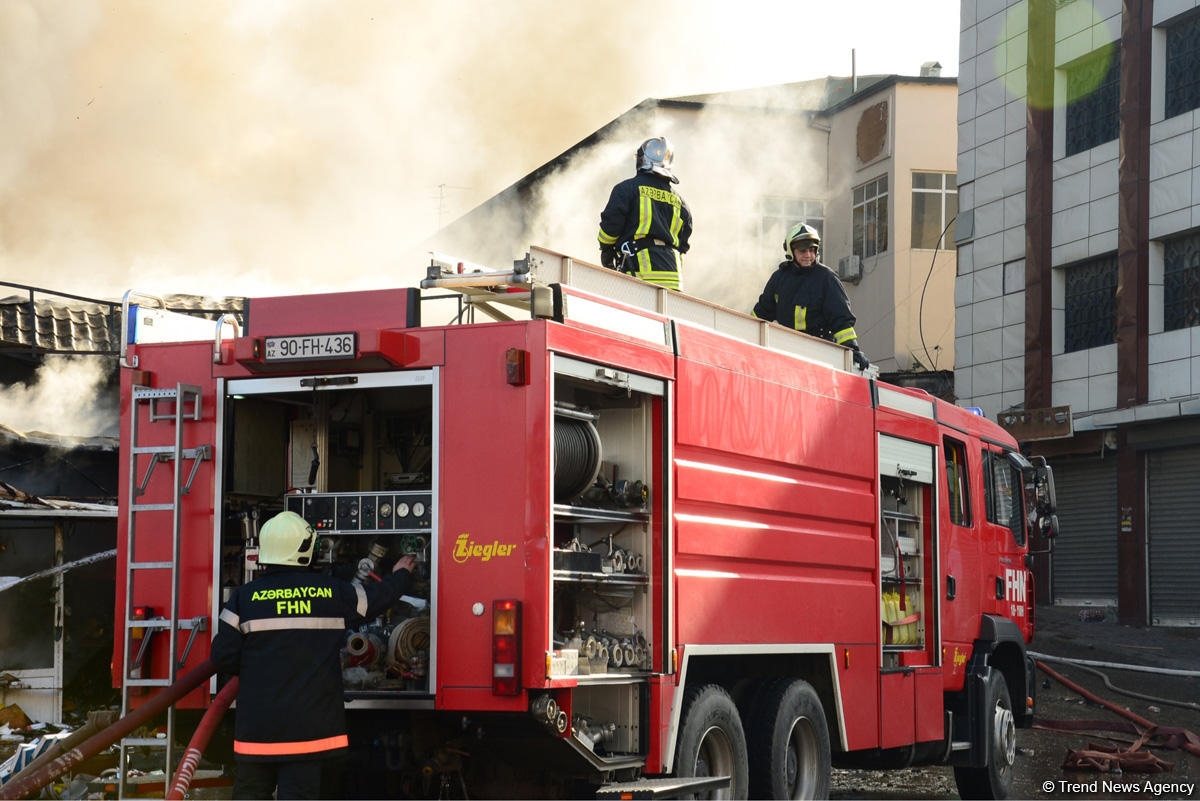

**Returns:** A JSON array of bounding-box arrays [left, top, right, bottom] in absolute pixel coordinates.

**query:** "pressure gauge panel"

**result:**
[[285, 491, 432, 532]]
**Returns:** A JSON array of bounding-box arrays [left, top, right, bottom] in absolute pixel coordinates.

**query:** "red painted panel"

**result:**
[[115, 342, 219, 709], [434, 323, 552, 707], [243, 289, 417, 337], [879, 671, 915, 748], [914, 667, 945, 743], [839, 644, 881, 750], [646, 674, 677, 773]]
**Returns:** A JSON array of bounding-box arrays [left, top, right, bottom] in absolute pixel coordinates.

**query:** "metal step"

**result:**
[[594, 775, 731, 799]]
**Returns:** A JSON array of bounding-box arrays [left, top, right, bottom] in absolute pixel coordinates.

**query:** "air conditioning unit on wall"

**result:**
[[837, 255, 863, 284]]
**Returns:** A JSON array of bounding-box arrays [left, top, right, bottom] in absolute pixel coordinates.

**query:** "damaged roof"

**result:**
[[0, 283, 244, 356], [0, 480, 117, 515]]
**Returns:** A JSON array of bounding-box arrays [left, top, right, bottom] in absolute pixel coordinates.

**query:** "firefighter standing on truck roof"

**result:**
[[597, 136, 693, 291], [210, 511, 416, 800], [753, 223, 871, 370]]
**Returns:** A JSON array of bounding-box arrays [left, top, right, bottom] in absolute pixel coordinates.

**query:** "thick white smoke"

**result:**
[[0, 1, 957, 301], [0, 354, 118, 438]]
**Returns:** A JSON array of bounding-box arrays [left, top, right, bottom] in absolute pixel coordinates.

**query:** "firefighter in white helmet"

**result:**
[[597, 136, 693, 291], [753, 223, 870, 370], [211, 510, 416, 799]]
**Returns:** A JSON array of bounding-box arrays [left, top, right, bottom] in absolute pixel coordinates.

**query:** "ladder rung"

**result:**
[[127, 618, 173, 629], [132, 503, 176, 512], [129, 560, 175, 570], [125, 678, 172, 688], [132, 445, 176, 455], [121, 737, 168, 747]]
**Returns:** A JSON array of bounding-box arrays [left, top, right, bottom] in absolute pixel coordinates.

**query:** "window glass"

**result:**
[[944, 437, 970, 526], [911, 172, 958, 250], [1063, 253, 1118, 352], [1166, 11, 1200, 119], [984, 451, 1025, 545], [1164, 231, 1200, 330], [853, 176, 889, 258], [1064, 47, 1120, 156]]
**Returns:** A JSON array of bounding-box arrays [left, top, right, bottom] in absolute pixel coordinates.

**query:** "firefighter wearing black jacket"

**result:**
[[211, 511, 415, 800], [753, 223, 871, 370], [597, 136, 693, 291]]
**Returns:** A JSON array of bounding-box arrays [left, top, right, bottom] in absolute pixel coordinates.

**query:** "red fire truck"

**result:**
[[112, 247, 1057, 799]]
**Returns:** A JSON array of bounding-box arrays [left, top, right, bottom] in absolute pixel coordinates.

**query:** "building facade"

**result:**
[[956, 0, 1200, 625]]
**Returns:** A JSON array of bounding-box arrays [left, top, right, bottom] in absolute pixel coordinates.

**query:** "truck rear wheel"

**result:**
[[674, 684, 749, 799], [954, 669, 1016, 800], [747, 679, 831, 799]]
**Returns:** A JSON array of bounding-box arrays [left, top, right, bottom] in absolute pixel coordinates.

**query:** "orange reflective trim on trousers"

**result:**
[[234, 734, 349, 755]]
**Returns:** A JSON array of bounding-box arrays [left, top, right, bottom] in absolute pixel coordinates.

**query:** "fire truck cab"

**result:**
[[114, 247, 1056, 799]]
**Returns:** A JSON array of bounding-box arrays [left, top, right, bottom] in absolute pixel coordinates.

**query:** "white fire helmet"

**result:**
[[259, 511, 317, 567]]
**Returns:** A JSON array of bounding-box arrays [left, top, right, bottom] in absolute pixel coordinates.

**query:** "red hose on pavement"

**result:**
[[0, 659, 218, 801], [166, 677, 238, 800]]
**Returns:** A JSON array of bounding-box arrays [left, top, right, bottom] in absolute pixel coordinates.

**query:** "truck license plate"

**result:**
[[264, 332, 356, 362]]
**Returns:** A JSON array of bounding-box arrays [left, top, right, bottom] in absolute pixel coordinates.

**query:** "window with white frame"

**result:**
[[1063, 253, 1118, 353], [852, 176, 888, 258], [911, 172, 957, 250], [1166, 11, 1200, 119], [1163, 231, 1200, 330], [1064, 47, 1120, 157], [760, 197, 824, 256]]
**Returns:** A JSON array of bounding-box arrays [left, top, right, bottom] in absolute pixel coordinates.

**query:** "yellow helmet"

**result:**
[[784, 223, 821, 255], [259, 511, 317, 567]]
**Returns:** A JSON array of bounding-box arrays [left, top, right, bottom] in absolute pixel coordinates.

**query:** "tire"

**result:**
[[954, 669, 1016, 800], [747, 679, 831, 800], [674, 684, 749, 799]]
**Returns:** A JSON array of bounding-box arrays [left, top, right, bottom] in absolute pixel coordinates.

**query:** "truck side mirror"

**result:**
[[1041, 513, 1059, 539]]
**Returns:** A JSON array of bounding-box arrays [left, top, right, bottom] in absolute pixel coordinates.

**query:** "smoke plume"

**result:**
[[0, 355, 118, 438]]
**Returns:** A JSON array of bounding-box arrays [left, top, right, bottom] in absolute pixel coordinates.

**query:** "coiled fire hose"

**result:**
[[0, 659, 218, 800]]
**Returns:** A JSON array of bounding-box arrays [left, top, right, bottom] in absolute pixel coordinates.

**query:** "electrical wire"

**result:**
[[917, 213, 958, 371]]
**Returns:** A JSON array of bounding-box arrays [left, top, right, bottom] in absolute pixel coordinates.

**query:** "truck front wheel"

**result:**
[[674, 684, 749, 799], [748, 679, 831, 799], [954, 669, 1016, 799]]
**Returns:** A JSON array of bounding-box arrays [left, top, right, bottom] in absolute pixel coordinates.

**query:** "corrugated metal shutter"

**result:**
[[1147, 446, 1200, 626], [1050, 457, 1118, 605]]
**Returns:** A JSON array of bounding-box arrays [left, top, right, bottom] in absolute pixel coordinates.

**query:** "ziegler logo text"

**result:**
[[453, 533, 516, 563]]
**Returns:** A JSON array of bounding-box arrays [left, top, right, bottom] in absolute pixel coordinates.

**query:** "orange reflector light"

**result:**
[[492, 599, 521, 696]]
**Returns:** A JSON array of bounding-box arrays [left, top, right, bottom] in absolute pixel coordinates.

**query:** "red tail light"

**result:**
[[492, 599, 521, 696]]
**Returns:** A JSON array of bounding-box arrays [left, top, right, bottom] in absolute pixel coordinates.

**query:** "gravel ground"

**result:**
[[832, 604, 1200, 800]]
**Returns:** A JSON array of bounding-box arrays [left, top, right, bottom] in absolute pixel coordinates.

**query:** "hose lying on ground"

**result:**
[[1030, 651, 1200, 712], [0, 659, 217, 801], [1035, 659, 1200, 759]]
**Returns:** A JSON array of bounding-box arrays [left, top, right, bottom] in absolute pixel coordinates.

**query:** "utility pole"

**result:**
[[433, 184, 472, 230]]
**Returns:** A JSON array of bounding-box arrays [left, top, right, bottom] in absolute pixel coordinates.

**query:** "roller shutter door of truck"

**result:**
[[1050, 457, 1118, 607], [1147, 445, 1200, 626]]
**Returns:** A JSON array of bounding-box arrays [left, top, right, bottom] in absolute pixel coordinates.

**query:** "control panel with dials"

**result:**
[[285, 490, 432, 534]]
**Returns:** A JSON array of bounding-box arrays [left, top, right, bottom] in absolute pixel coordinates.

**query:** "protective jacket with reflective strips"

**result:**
[[210, 564, 412, 761], [752, 259, 860, 346], [597, 172, 692, 291]]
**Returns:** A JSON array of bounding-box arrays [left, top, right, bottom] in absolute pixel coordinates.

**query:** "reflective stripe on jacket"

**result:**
[[598, 172, 692, 290], [752, 259, 858, 343], [211, 565, 410, 761]]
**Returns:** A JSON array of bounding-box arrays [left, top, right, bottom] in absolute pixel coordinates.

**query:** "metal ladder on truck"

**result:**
[[118, 383, 211, 798]]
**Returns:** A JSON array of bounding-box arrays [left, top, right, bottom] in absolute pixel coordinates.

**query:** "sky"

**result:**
[[0, 0, 962, 302]]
